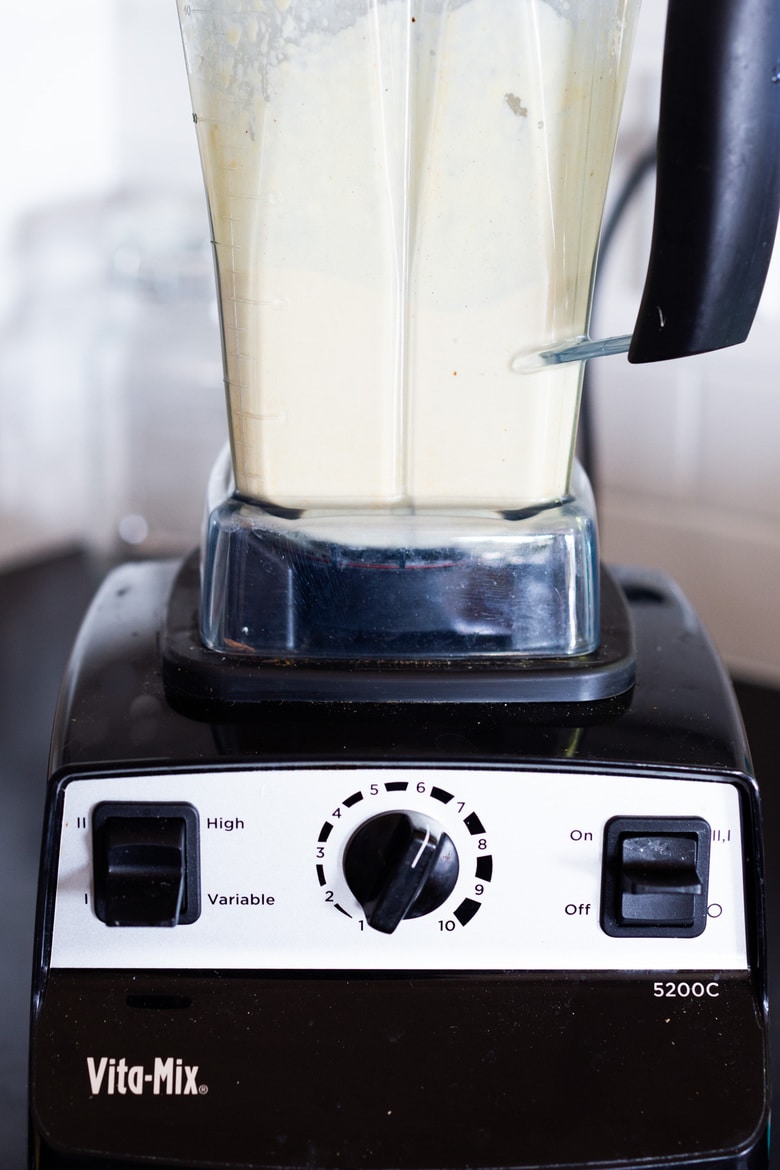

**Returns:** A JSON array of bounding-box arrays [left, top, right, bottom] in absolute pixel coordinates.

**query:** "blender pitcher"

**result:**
[[174, 0, 780, 661], [177, 0, 637, 511]]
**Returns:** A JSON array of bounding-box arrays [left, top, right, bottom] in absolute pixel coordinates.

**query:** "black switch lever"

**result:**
[[93, 802, 201, 927], [601, 817, 711, 938], [101, 816, 185, 926], [621, 835, 704, 895]]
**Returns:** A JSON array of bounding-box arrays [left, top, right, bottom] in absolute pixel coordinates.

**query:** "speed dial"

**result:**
[[343, 812, 459, 933], [315, 779, 493, 933]]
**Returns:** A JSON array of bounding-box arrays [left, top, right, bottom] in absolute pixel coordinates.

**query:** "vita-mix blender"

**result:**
[[29, 2, 780, 1168]]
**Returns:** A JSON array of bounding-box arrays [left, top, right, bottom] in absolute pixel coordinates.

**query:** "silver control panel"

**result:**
[[50, 767, 747, 972]]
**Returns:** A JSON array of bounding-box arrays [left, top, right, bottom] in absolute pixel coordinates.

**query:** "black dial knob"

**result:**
[[343, 812, 459, 934]]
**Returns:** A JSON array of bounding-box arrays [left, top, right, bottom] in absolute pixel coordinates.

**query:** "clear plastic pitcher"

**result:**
[[176, 0, 640, 513]]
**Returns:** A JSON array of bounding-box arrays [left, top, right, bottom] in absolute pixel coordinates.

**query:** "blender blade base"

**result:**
[[162, 551, 635, 710]]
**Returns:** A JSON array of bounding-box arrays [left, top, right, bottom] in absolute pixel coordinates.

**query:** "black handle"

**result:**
[[628, 0, 780, 364]]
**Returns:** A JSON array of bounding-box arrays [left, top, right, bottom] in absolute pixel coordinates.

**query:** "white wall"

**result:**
[[0, 0, 221, 563], [0, 1, 117, 559], [0, 1, 118, 308]]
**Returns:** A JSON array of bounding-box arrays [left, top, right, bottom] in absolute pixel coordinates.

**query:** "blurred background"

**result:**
[[0, 0, 226, 568], [1, 1, 779, 1165]]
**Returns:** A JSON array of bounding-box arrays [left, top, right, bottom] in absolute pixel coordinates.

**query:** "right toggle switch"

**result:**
[[600, 816, 711, 938]]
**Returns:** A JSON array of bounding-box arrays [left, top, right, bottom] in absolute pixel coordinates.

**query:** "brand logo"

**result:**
[[87, 1056, 206, 1096]]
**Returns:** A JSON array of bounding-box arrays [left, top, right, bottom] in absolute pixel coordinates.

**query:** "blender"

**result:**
[[29, 2, 779, 1169]]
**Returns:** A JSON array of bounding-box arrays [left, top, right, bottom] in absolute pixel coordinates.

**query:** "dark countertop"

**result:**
[[2, 549, 779, 1169]]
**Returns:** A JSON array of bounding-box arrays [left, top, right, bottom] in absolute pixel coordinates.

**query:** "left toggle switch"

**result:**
[[92, 802, 201, 926]]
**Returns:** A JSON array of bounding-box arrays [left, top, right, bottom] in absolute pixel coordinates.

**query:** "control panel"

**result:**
[[49, 767, 747, 972]]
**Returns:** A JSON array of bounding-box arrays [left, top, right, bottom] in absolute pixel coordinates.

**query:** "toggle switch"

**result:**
[[92, 802, 200, 927], [600, 816, 711, 937]]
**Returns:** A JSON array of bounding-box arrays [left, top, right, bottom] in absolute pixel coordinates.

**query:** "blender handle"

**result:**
[[628, 0, 780, 364]]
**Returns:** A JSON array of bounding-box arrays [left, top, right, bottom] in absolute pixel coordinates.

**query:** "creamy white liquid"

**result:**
[[178, 0, 638, 510]]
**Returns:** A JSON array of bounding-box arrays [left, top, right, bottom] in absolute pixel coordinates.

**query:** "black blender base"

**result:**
[[162, 550, 636, 711], [31, 973, 768, 1170], [29, 562, 768, 1170]]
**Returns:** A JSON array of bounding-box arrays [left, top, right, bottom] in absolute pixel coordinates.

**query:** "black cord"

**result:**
[[579, 144, 657, 501]]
